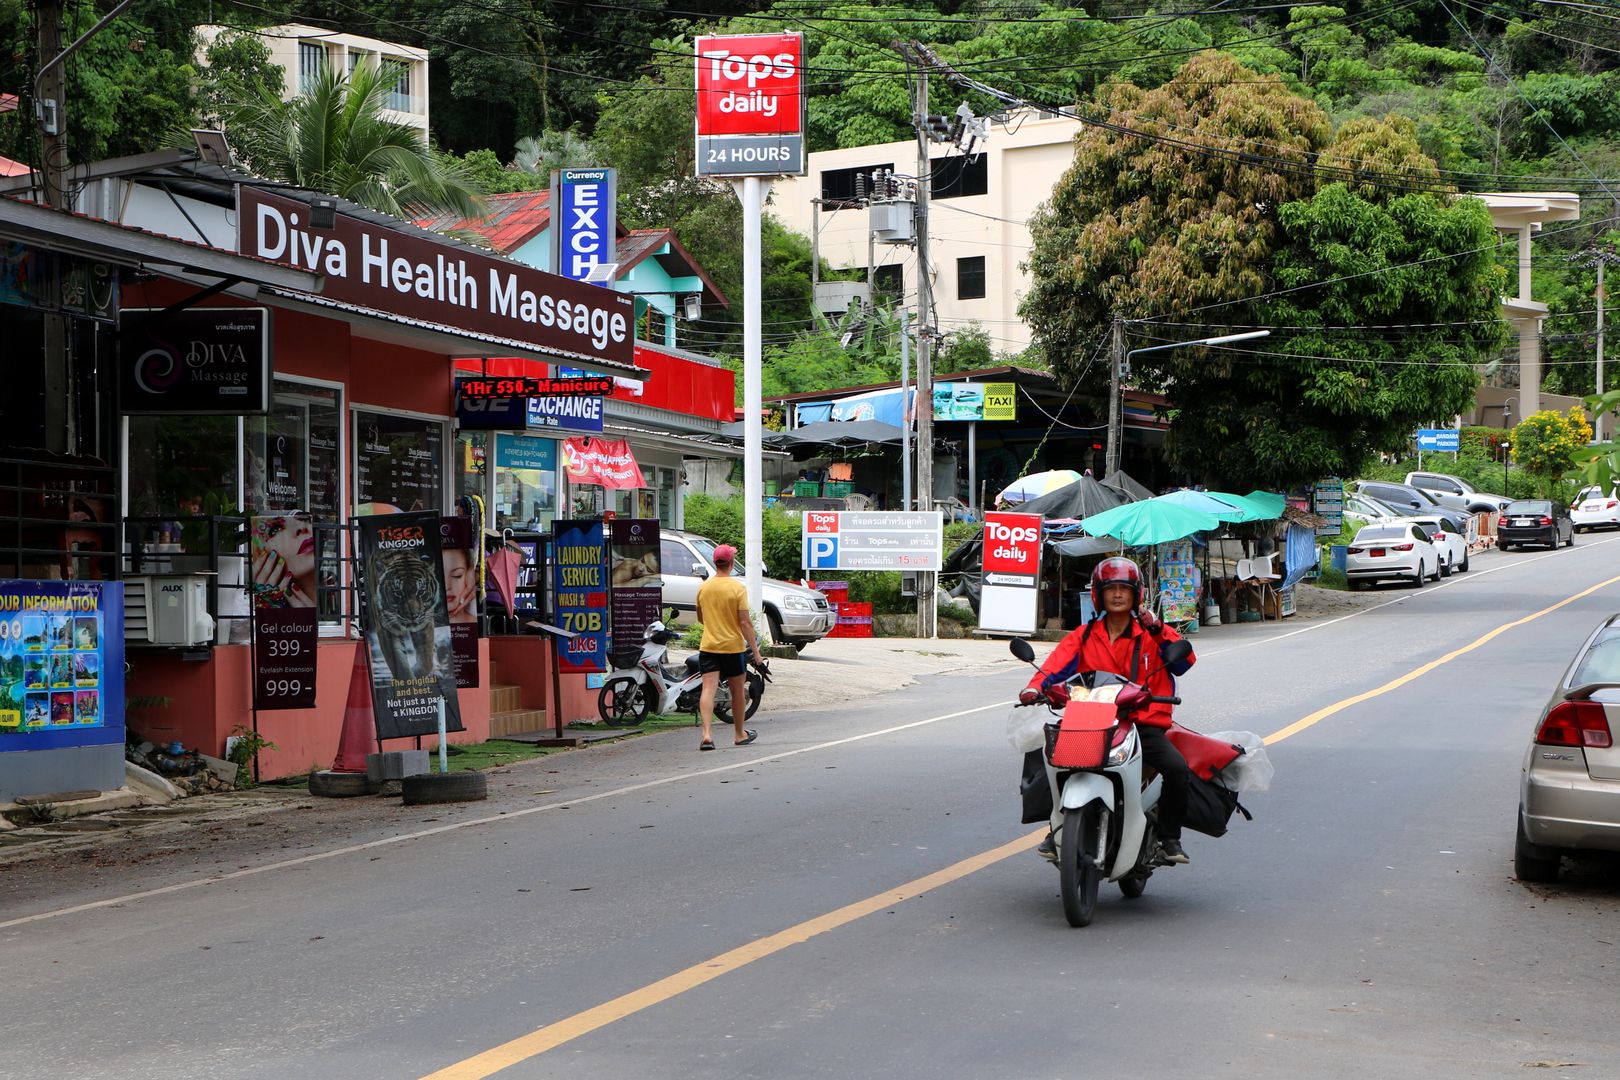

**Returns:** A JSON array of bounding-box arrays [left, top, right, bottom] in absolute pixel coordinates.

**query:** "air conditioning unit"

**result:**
[[128, 574, 215, 646]]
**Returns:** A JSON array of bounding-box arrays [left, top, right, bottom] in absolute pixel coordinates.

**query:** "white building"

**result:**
[[769, 110, 1081, 353], [197, 24, 430, 137]]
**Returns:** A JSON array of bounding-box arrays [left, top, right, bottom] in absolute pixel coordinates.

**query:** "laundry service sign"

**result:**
[[237, 188, 634, 367]]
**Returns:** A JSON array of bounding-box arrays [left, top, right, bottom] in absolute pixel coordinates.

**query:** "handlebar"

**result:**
[[1151, 695, 1181, 706]]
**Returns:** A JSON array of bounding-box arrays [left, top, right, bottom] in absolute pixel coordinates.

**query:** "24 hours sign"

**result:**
[[979, 512, 1042, 635]]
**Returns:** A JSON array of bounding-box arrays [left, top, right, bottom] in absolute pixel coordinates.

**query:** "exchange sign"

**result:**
[[801, 511, 942, 572], [694, 33, 806, 177]]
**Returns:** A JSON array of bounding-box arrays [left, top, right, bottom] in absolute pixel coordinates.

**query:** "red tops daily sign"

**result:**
[[694, 33, 804, 137]]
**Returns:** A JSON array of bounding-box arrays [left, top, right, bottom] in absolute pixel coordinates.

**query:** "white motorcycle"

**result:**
[[1008, 637, 1259, 927], [597, 619, 768, 727]]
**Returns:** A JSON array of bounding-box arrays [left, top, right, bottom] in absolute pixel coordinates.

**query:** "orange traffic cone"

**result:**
[[332, 641, 376, 773]]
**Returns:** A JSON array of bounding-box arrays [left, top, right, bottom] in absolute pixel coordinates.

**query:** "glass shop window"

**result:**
[[353, 408, 445, 516]]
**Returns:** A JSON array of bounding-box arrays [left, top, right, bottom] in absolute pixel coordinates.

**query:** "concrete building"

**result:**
[[198, 24, 430, 137], [769, 111, 1081, 354]]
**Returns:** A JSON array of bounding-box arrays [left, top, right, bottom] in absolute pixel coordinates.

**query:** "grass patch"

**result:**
[[433, 740, 556, 773]]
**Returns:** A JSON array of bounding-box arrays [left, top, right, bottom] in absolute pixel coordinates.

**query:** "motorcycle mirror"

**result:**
[[1115, 682, 1149, 709], [1009, 638, 1036, 664], [1159, 639, 1192, 668]]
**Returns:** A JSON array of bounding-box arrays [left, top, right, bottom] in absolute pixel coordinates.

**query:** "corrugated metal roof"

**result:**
[[416, 190, 552, 254]]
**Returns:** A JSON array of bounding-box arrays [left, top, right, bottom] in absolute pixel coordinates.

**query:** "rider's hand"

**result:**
[[1043, 684, 1071, 708], [1137, 608, 1162, 634], [1018, 687, 1042, 707]]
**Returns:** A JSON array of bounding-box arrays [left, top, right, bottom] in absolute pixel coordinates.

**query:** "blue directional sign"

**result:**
[[1416, 428, 1460, 452]]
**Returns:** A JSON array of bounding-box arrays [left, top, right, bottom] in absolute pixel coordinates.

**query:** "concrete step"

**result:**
[[488, 683, 522, 713], [490, 708, 548, 739]]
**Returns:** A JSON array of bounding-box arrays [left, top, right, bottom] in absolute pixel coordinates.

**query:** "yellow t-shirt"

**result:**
[[696, 574, 750, 653]]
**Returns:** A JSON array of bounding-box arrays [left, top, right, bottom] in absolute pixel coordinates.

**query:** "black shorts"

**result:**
[[698, 650, 747, 679]]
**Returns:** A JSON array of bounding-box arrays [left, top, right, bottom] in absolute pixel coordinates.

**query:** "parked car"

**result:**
[[1514, 614, 1620, 881], [1498, 499, 1574, 551], [1570, 485, 1620, 532], [1344, 521, 1440, 589], [659, 530, 833, 651], [1352, 481, 1471, 534], [1404, 470, 1512, 513], [1398, 514, 1469, 575], [1343, 492, 1410, 527]]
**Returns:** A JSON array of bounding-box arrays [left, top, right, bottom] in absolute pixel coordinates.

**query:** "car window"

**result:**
[[660, 539, 698, 577], [1415, 474, 1462, 494], [687, 535, 746, 575], [1354, 526, 1404, 541], [1572, 634, 1620, 685], [1505, 500, 1551, 514], [1410, 525, 1431, 543], [1412, 487, 1442, 506]]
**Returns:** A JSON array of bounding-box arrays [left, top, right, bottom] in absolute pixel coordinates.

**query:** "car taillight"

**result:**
[[1539, 516, 1553, 525], [1347, 546, 1364, 554], [1391, 543, 1413, 551], [1607, 501, 1617, 509], [1433, 531, 1447, 540], [1536, 701, 1614, 749]]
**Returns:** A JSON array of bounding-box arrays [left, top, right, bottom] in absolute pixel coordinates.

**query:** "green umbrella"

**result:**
[[1080, 498, 1223, 546], [1241, 490, 1287, 519]]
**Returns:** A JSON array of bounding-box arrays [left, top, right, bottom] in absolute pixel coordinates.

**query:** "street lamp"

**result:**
[[1108, 329, 1271, 474], [1503, 440, 1512, 492]]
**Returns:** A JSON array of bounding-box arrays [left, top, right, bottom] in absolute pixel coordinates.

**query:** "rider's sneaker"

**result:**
[[1159, 837, 1190, 865], [1036, 833, 1057, 862]]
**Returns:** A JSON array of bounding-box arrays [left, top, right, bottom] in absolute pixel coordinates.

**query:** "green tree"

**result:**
[[1513, 407, 1592, 494], [195, 31, 285, 129], [224, 61, 484, 219]]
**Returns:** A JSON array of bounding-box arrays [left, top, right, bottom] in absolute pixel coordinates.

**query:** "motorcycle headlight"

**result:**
[[783, 595, 813, 611]]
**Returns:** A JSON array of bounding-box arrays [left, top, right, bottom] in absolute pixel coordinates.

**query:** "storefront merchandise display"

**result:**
[[1157, 540, 1200, 626]]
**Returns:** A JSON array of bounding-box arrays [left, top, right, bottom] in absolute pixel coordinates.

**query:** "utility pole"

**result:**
[[1599, 258, 1607, 443], [1106, 314, 1125, 477], [908, 52, 937, 639], [35, 0, 67, 209]]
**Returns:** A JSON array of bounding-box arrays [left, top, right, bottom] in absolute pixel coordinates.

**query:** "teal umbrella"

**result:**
[[1159, 489, 1261, 523], [1241, 490, 1288, 519], [1080, 498, 1222, 546]]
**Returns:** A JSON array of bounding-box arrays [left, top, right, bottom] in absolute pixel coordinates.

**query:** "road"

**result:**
[[5, 539, 1619, 1079]]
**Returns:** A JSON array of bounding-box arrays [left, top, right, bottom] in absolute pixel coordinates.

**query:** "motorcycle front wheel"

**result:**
[[598, 676, 650, 726], [713, 670, 763, 724], [1060, 804, 1103, 927]]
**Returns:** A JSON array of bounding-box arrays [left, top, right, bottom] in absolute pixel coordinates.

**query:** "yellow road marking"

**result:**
[[1262, 570, 1620, 746], [419, 831, 1041, 1080], [425, 567, 1620, 1078]]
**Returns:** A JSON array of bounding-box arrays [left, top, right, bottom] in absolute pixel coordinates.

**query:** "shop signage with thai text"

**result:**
[[238, 187, 634, 367], [801, 511, 943, 571], [562, 437, 644, 489], [121, 307, 271, 415]]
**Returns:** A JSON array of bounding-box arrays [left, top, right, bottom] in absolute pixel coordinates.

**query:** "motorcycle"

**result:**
[[1008, 636, 1247, 928], [597, 618, 770, 727]]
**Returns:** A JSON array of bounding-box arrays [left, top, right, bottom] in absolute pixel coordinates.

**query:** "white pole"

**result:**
[[1597, 260, 1607, 444], [901, 309, 912, 510], [742, 175, 765, 614], [436, 697, 447, 774]]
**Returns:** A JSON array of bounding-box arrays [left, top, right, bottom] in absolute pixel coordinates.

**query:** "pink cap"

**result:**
[[713, 544, 737, 564]]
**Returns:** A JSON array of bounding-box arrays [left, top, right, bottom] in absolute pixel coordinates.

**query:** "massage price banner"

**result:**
[[0, 580, 124, 751], [609, 519, 662, 669], [357, 512, 464, 740], [551, 519, 609, 674]]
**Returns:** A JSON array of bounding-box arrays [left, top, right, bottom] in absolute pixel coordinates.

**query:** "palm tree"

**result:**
[[224, 60, 483, 220], [511, 130, 599, 177]]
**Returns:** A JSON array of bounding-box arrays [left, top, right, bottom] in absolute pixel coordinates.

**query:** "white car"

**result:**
[[659, 530, 834, 651], [1345, 522, 1440, 590], [1405, 470, 1512, 514], [1571, 486, 1620, 532], [1397, 514, 1469, 575], [1343, 492, 1409, 527]]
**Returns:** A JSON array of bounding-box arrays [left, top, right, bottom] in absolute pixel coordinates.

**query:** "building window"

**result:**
[[298, 42, 324, 92], [353, 408, 445, 516], [819, 163, 894, 207], [385, 61, 412, 112], [931, 154, 988, 199], [490, 433, 558, 534], [957, 256, 986, 300], [346, 50, 364, 79], [873, 264, 904, 301]]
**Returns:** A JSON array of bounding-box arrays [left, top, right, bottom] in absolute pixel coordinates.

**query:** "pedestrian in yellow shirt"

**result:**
[[695, 544, 764, 750]]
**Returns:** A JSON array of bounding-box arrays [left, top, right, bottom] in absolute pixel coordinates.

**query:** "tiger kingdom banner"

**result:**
[[357, 511, 465, 740]]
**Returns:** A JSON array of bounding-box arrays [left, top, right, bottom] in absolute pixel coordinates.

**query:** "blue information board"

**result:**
[[1417, 428, 1460, 452], [0, 580, 123, 752]]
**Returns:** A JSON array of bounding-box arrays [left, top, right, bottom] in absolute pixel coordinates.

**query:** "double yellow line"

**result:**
[[424, 570, 1620, 1079]]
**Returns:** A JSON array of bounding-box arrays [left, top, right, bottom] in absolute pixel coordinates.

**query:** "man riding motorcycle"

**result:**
[[1019, 556, 1197, 864]]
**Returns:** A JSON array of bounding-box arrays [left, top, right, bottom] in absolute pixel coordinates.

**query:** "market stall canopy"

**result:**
[[1160, 489, 1280, 523], [1014, 475, 1134, 520], [1047, 534, 1125, 558], [717, 421, 792, 446], [998, 469, 1083, 505], [1080, 498, 1223, 546], [779, 419, 905, 446], [1241, 490, 1288, 518], [1101, 470, 1154, 502]]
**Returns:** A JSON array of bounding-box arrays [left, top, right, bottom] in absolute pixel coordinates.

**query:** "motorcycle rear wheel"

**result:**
[[598, 676, 650, 726], [713, 670, 763, 724], [1060, 805, 1103, 927]]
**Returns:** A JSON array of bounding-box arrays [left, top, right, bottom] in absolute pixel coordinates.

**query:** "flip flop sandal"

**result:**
[[699, 740, 715, 751], [734, 730, 757, 746]]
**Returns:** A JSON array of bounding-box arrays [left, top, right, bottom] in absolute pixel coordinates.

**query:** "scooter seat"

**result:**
[[1166, 723, 1243, 781], [683, 654, 701, 674]]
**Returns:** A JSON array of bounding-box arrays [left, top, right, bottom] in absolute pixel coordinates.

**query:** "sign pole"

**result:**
[[742, 174, 765, 616]]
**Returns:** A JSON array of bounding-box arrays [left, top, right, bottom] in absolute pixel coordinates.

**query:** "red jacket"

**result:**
[[1025, 616, 1194, 728]]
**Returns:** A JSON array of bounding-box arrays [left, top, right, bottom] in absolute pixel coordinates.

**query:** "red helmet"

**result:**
[[1090, 556, 1143, 612]]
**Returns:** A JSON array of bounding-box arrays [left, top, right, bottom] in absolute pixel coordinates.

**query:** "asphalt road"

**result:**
[[5, 539, 1620, 1080]]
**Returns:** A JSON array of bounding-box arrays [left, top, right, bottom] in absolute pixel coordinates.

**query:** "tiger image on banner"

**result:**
[[357, 510, 464, 740]]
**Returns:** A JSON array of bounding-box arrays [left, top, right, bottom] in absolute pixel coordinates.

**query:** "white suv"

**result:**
[[659, 530, 834, 652]]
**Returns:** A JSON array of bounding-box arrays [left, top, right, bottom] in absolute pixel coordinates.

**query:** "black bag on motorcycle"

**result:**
[[1181, 774, 1250, 838], [1019, 749, 1053, 824]]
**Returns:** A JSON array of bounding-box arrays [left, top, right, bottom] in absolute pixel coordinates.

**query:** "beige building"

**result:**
[[198, 24, 430, 136], [769, 111, 1081, 354]]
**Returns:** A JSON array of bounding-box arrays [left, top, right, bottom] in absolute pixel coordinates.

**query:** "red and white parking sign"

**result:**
[[694, 33, 806, 176]]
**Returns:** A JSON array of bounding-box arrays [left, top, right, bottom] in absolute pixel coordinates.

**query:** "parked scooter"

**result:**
[[1008, 637, 1254, 927], [597, 617, 769, 727]]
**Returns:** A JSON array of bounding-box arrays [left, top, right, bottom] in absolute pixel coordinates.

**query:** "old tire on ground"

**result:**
[[401, 771, 489, 805], [308, 770, 374, 798]]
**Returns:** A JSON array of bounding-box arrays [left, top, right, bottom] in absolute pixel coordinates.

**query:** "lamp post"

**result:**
[[1108, 329, 1271, 475], [1503, 440, 1512, 492]]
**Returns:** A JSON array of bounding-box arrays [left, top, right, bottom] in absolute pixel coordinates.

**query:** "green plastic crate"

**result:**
[[793, 481, 821, 497], [824, 481, 853, 497]]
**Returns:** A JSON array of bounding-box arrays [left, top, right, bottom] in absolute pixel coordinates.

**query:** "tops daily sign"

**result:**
[[238, 187, 634, 367], [979, 511, 1041, 636], [801, 511, 943, 572], [694, 33, 806, 177]]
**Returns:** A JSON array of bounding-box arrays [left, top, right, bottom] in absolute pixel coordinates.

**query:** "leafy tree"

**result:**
[[1512, 407, 1591, 493], [512, 130, 599, 176], [224, 61, 484, 219], [437, 148, 547, 195], [936, 324, 994, 375], [195, 30, 285, 129]]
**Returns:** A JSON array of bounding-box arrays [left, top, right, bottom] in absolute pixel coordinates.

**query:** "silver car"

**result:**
[[1515, 616, 1620, 881], [659, 530, 834, 652]]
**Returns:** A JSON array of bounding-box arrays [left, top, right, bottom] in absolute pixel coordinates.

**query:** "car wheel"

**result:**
[[1348, 578, 1364, 591], [1566, 529, 1575, 548], [1459, 551, 1470, 572], [1439, 558, 1452, 578], [1410, 567, 1424, 588], [1501, 542, 1514, 552], [765, 609, 786, 646], [1513, 814, 1561, 883]]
